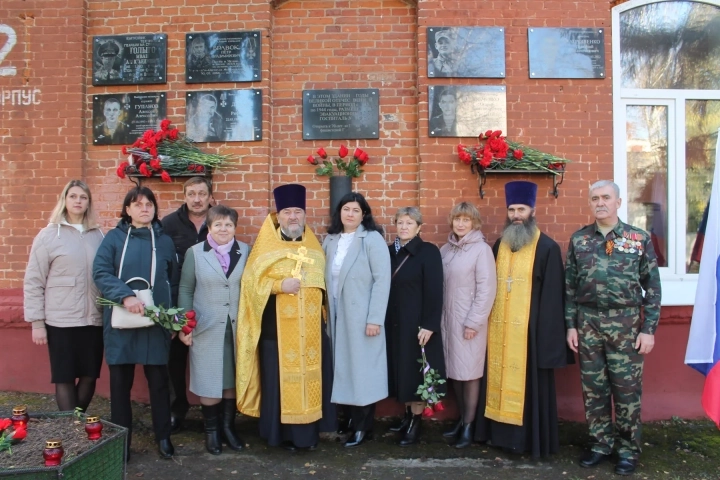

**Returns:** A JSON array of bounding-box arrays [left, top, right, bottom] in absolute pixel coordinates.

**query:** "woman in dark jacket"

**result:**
[[385, 206, 445, 446], [93, 186, 178, 460]]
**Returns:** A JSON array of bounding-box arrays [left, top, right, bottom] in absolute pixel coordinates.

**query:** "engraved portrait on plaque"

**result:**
[[185, 90, 262, 142], [427, 27, 506, 78], [528, 28, 605, 79], [429, 85, 507, 138], [92, 35, 167, 86], [302, 89, 379, 140], [185, 32, 261, 83], [92, 93, 166, 145]]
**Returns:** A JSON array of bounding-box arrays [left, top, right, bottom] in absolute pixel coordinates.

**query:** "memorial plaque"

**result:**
[[303, 89, 379, 140], [427, 27, 505, 78], [92, 35, 167, 86], [185, 90, 262, 142], [528, 28, 605, 79], [429, 85, 507, 138], [185, 32, 261, 83], [92, 93, 166, 145]]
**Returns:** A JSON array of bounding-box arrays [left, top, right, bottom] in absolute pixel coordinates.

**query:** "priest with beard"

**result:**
[[475, 181, 571, 458], [235, 184, 336, 451]]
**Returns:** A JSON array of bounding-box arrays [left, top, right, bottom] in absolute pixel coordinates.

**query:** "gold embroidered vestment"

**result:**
[[235, 213, 326, 424], [484, 228, 541, 426]]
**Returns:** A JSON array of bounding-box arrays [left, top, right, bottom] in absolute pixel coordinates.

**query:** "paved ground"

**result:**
[[2, 391, 719, 480]]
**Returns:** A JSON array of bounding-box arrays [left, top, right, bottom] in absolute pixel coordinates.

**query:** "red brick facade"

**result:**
[[0, 0, 703, 420]]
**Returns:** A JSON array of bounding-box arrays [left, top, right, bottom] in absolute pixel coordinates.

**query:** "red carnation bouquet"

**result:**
[[97, 298, 198, 334], [416, 343, 447, 417], [307, 145, 370, 178], [116, 119, 233, 182], [457, 130, 569, 175], [0, 419, 27, 453]]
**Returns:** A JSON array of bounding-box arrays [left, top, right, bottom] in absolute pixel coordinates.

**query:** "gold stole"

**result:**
[[235, 213, 326, 424], [484, 228, 541, 426]]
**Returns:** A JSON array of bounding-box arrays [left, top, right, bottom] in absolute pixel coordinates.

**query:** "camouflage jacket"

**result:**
[[564, 220, 661, 334]]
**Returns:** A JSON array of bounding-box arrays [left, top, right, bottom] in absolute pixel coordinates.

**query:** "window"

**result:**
[[613, 0, 720, 305]]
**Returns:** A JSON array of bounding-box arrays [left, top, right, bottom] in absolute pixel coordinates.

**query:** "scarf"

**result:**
[[394, 236, 402, 253], [207, 234, 233, 274]]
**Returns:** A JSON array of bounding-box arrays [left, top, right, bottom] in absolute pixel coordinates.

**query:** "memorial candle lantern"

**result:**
[[43, 439, 64, 467], [11, 405, 29, 428], [85, 416, 103, 440]]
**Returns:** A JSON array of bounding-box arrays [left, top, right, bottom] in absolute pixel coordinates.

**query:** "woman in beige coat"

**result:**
[[440, 202, 497, 448], [23, 180, 104, 412]]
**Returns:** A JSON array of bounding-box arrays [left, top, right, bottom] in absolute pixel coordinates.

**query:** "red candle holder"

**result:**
[[11, 405, 29, 428], [85, 416, 103, 441], [43, 439, 64, 467]]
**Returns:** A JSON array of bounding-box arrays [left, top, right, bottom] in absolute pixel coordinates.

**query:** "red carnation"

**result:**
[[0, 419, 11, 432], [459, 151, 472, 165], [181, 325, 193, 334], [513, 149, 524, 160], [168, 129, 179, 141], [422, 407, 434, 418], [138, 163, 152, 177], [433, 401, 445, 412], [357, 151, 369, 166], [121, 146, 128, 155], [307, 155, 319, 165], [194, 165, 205, 173], [142, 129, 154, 141], [160, 119, 172, 131], [185, 310, 196, 320], [149, 159, 162, 171], [491, 130, 503, 138], [116, 161, 129, 179], [149, 146, 158, 157], [483, 130, 493, 138], [10, 426, 26, 442], [338, 144, 349, 158], [160, 171, 172, 183], [316, 147, 328, 159], [187, 319, 197, 328], [132, 139, 141, 148]]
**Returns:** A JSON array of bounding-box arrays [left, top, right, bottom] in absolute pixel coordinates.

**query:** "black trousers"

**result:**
[[340, 403, 377, 433], [109, 364, 171, 446], [168, 336, 189, 415]]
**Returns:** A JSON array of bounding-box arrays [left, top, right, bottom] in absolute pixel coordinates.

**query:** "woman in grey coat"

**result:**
[[178, 205, 249, 455], [93, 187, 178, 461], [322, 193, 391, 448]]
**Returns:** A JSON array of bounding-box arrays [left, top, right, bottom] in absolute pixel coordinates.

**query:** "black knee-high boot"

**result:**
[[389, 406, 412, 433], [201, 404, 222, 455], [398, 414, 422, 446], [220, 398, 245, 451]]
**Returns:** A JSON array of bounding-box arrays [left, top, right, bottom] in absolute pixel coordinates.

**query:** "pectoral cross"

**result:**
[[287, 246, 315, 280], [505, 275, 526, 299]]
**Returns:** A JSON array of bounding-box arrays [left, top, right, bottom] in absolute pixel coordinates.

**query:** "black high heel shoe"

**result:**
[[344, 430, 372, 448]]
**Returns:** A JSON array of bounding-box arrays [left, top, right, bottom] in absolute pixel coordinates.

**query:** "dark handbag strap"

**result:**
[[392, 255, 410, 280]]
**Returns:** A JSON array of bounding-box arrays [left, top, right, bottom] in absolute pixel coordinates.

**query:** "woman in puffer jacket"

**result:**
[[24, 180, 105, 412]]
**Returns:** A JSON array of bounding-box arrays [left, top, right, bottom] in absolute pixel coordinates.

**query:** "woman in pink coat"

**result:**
[[440, 202, 497, 448]]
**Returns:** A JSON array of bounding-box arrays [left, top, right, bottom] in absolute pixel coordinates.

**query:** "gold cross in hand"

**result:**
[[287, 246, 315, 280]]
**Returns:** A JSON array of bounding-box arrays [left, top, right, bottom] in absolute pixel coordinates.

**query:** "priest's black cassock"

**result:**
[[474, 232, 572, 458]]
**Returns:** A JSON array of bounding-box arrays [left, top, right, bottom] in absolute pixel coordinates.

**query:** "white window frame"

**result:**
[[612, 0, 720, 305]]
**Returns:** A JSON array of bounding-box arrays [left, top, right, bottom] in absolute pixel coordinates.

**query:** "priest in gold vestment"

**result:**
[[236, 184, 336, 450], [475, 181, 571, 458]]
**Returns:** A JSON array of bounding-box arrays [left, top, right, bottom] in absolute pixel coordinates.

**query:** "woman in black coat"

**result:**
[[92, 186, 178, 461], [385, 206, 445, 446]]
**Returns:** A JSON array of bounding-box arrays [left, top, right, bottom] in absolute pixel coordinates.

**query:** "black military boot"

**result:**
[[220, 398, 245, 451], [201, 404, 222, 455], [398, 414, 422, 446], [389, 406, 412, 433]]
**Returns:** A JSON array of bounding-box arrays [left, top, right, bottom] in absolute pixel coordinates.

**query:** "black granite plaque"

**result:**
[[429, 85, 507, 138], [528, 28, 605, 79], [92, 93, 166, 145], [303, 89, 379, 140], [92, 35, 167, 86], [185, 32, 261, 83], [185, 90, 262, 142], [427, 27, 505, 78]]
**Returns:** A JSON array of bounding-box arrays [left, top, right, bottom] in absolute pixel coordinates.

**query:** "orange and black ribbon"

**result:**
[[605, 239, 614, 255]]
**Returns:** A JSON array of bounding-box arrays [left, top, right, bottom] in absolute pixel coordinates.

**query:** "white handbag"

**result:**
[[110, 227, 156, 329]]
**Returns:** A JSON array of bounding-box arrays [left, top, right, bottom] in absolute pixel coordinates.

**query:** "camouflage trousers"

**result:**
[[577, 305, 644, 460]]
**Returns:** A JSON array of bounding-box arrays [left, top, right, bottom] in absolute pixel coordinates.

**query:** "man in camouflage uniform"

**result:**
[[565, 180, 661, 476]]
